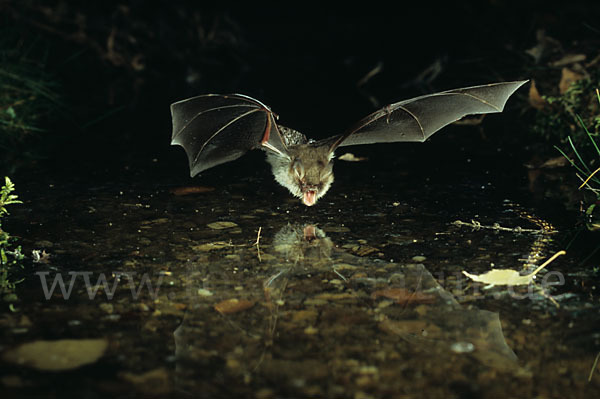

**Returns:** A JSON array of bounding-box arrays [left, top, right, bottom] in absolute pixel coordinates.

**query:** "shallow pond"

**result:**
[[1, 136, 599, 398]]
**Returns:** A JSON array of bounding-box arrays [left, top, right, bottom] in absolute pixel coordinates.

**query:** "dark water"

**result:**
[[1, 136, 599, 398]]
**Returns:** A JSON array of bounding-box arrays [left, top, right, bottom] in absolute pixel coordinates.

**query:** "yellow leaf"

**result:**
[[462, 269, 530, 286], [462, 251, 565, 286]]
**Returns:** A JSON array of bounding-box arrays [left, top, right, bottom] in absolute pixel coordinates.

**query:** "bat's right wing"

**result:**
[[171, 94, 288, 177], [325, 80, 528, 152]]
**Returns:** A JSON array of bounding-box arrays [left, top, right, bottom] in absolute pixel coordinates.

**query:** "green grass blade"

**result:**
[[555, 145, 590, 177], [567, 136, 593, 175], [577, 114, 600, 157]]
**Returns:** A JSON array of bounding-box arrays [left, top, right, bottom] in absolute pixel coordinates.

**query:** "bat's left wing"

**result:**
[[171, 94, 288, 177], [322, 80, 528, 152]]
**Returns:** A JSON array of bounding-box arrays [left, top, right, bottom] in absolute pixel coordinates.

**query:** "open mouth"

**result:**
[[302, 189, 318, 206]]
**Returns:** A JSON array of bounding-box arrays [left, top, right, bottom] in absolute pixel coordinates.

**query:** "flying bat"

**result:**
[[171, 80, 527, 206]]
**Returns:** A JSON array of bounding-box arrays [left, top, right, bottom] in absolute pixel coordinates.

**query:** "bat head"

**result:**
[[266, 144, 334, 206]]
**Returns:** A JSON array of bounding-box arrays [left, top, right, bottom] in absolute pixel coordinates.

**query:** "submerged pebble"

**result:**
[[99, 303, 114, 314], [304, 325, 319, 335], [450, 341, 475, 353], [120, 367, 171, 395]]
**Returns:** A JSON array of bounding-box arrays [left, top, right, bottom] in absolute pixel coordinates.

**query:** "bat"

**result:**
[[171, 80, 528, 206]]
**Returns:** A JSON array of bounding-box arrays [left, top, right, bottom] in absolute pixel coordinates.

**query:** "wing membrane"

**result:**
[[330, 80, 528, 150], [171, 94, 286, 176]]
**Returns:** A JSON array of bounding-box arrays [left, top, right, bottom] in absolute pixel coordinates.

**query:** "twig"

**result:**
[[589, 351, 600, 382], [254, 226, 262, 262], [357, 62, 384, 87], [531, 250, 566, 276], [452, 219, 556, 234]]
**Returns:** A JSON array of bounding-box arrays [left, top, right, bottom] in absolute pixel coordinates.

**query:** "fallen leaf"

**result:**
[[538, 156, 569, 169], [528, 80, 546, 110], [170, 186, 215, 196], [214, 298, 254, 314], [338, 153, 368, 162], [191, 241, 232, 251], [207, 221, 238, 230], [371, 288, 436, 304], [120, 367, 171, 395], [559, 68, 585, 94], [462, 250, 565, 286], [2, 338, 108, 371]]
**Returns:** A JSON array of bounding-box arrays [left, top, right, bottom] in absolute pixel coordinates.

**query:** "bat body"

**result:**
[[171, 81, 527, 206]]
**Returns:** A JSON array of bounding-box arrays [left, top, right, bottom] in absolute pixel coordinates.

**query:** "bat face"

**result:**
[[267, 143, 334, 206], [170, 81, 528, 207]]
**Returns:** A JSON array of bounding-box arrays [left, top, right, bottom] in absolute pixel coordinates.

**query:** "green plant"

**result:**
[[0, 24, 63, 171], [556, 89, 600, 231], [0, 176, 24, 295], [534, 71, 600, 152]]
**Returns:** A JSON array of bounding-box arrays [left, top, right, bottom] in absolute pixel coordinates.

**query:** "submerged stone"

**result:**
[[3, 338, 108, 371]]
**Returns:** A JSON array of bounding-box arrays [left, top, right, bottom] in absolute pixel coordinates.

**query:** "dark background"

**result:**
[[1, 0, 599, 181]]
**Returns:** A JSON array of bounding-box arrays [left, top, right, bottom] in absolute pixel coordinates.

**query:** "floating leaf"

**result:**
[[462, 251, 565, 286], [207, 221, 238, 230]]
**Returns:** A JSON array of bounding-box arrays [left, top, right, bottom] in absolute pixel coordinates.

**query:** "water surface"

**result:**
[[1, 140, 599, 398]]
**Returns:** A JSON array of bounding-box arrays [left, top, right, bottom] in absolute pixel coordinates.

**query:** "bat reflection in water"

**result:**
[[171, 80, 528, 206]]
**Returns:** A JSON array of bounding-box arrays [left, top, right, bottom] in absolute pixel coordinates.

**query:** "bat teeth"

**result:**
[[302, 189, 318, 206]]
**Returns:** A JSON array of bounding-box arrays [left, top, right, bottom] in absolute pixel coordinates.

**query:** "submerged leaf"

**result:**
[[214, 298, 254, 314]]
